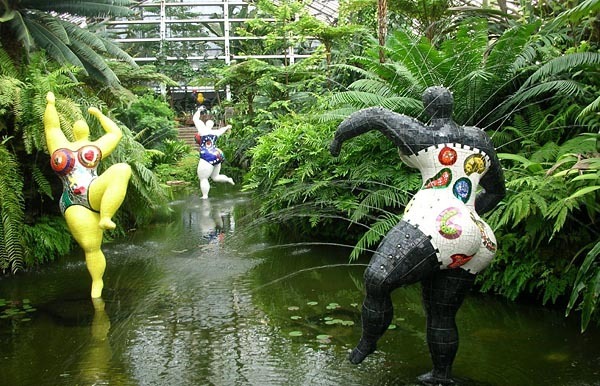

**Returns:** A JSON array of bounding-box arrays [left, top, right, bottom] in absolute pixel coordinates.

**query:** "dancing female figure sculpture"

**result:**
[[193, 108, 234, 199], [330, 86, 505, 385], [44, 92, 131, 299]]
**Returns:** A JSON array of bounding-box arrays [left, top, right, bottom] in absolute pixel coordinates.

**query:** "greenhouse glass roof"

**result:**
[[305, 0, 339, 24]]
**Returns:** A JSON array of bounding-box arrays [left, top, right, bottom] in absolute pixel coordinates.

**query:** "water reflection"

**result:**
[[0, 191, 598, 386], [77, 298, 112, 385]]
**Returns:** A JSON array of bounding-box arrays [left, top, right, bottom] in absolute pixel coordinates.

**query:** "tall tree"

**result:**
[[377, 0, 387, 62]]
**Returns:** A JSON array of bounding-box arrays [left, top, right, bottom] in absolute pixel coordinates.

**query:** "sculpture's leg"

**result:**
[[89, 163, 132, 230], [418, 268, 476, 385], [64, 206, 106, 298], [197, 160, 213, 199], [211, 163, 235, 185], [349, 221, 440, 364]]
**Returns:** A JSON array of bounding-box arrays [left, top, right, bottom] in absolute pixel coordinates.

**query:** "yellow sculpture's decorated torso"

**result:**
[[51, 145, 102, 214]]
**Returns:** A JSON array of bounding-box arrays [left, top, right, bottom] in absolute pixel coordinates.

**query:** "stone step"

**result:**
[[177, 126, 198, 147]]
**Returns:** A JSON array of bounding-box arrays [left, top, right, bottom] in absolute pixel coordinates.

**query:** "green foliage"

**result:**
[[107, 122, 170, 228], [150, 139, 192, 166], [567, 241, 600, 332], [22, 216, 72, 265], [244, 101, 420, 246], [481, 132, 599, 330], [153, 152, 199, 185], [115, 93, 177, 149], [323, 18, 539, 128], [0, 142, 25, 273]]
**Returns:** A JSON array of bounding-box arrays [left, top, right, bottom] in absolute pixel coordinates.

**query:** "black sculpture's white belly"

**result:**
[[400, 143, 497, 273]]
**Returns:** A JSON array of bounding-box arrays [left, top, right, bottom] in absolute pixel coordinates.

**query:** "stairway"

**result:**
[[177, 125, 198, 147]]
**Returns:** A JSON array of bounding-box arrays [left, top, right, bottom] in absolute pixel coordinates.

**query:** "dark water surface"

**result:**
[[1, 191, 598, 386]]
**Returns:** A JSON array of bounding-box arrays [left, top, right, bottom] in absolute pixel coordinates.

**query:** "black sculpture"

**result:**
[[330, 86, 506, 385]]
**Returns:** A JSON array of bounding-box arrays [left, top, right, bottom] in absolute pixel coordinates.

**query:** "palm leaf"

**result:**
[[24, 18, 85, 69], [7, 11, 34, 50], [30, 0, 135, 18]]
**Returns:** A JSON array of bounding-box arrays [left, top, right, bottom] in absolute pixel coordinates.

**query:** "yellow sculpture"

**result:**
[[44, 92, 131, 298]]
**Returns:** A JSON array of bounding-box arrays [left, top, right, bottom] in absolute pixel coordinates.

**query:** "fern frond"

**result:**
[[316, 107, 357, 123], [577, 95, 600, 124], [566, 240, 600, 332], [498, 80, 586, 116], [546, 0, 600, 32], [524, 52, 600, 87], [349, 79, 395, 98], [327, 90, 389, 109], [0, 46, 18, 77], [351, 187, 406, 222], [0, 143, 25, 273], [31, 164, 53, 198], [349, 213, 401, 261]]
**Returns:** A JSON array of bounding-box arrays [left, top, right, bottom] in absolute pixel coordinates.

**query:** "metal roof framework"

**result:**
[[104, 0, 338, 99], [106, 0, 338, 65], [305, 0, 339, 24]]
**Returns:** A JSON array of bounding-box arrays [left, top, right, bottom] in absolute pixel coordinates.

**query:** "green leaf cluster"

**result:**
[[115, 93, 178, 149]]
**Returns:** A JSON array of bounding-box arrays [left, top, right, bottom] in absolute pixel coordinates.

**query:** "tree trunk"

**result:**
[[377, 0, 387, 63]]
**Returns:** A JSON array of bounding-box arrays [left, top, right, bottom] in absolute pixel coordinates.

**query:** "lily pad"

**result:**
[[388, 324, 397, 330], [316, 334, 331, 340], [290, 315, 302, 320], [306, 301, 318, 306], [287, 306, 300, 311], [288, 331, 303, 337]]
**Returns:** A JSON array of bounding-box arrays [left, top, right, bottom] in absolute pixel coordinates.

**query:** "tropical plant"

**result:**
[[153, 151, 198, 183], [115, 93, 178, 149], [0, 0, 138, 88], [552, 133, 600, 332], [243, 96, 421, 247], [479, 132, 599, 330], [149, 138, 192, 167]]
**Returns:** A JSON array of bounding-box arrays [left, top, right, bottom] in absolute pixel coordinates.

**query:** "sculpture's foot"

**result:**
[[201, 195, 209, 200], [348, 341, 377, 364], [99, 217, 116, 230], [228, 177, 235, 185], [417, 371, 455, 385]]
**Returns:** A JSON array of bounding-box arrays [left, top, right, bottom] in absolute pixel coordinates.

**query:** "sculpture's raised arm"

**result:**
[[330, 107, 424, 156], [89, 107, 123, 158], [43, 92, 69, 152]]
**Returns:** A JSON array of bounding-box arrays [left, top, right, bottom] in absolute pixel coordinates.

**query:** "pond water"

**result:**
[[0, 190, 598, 386]]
